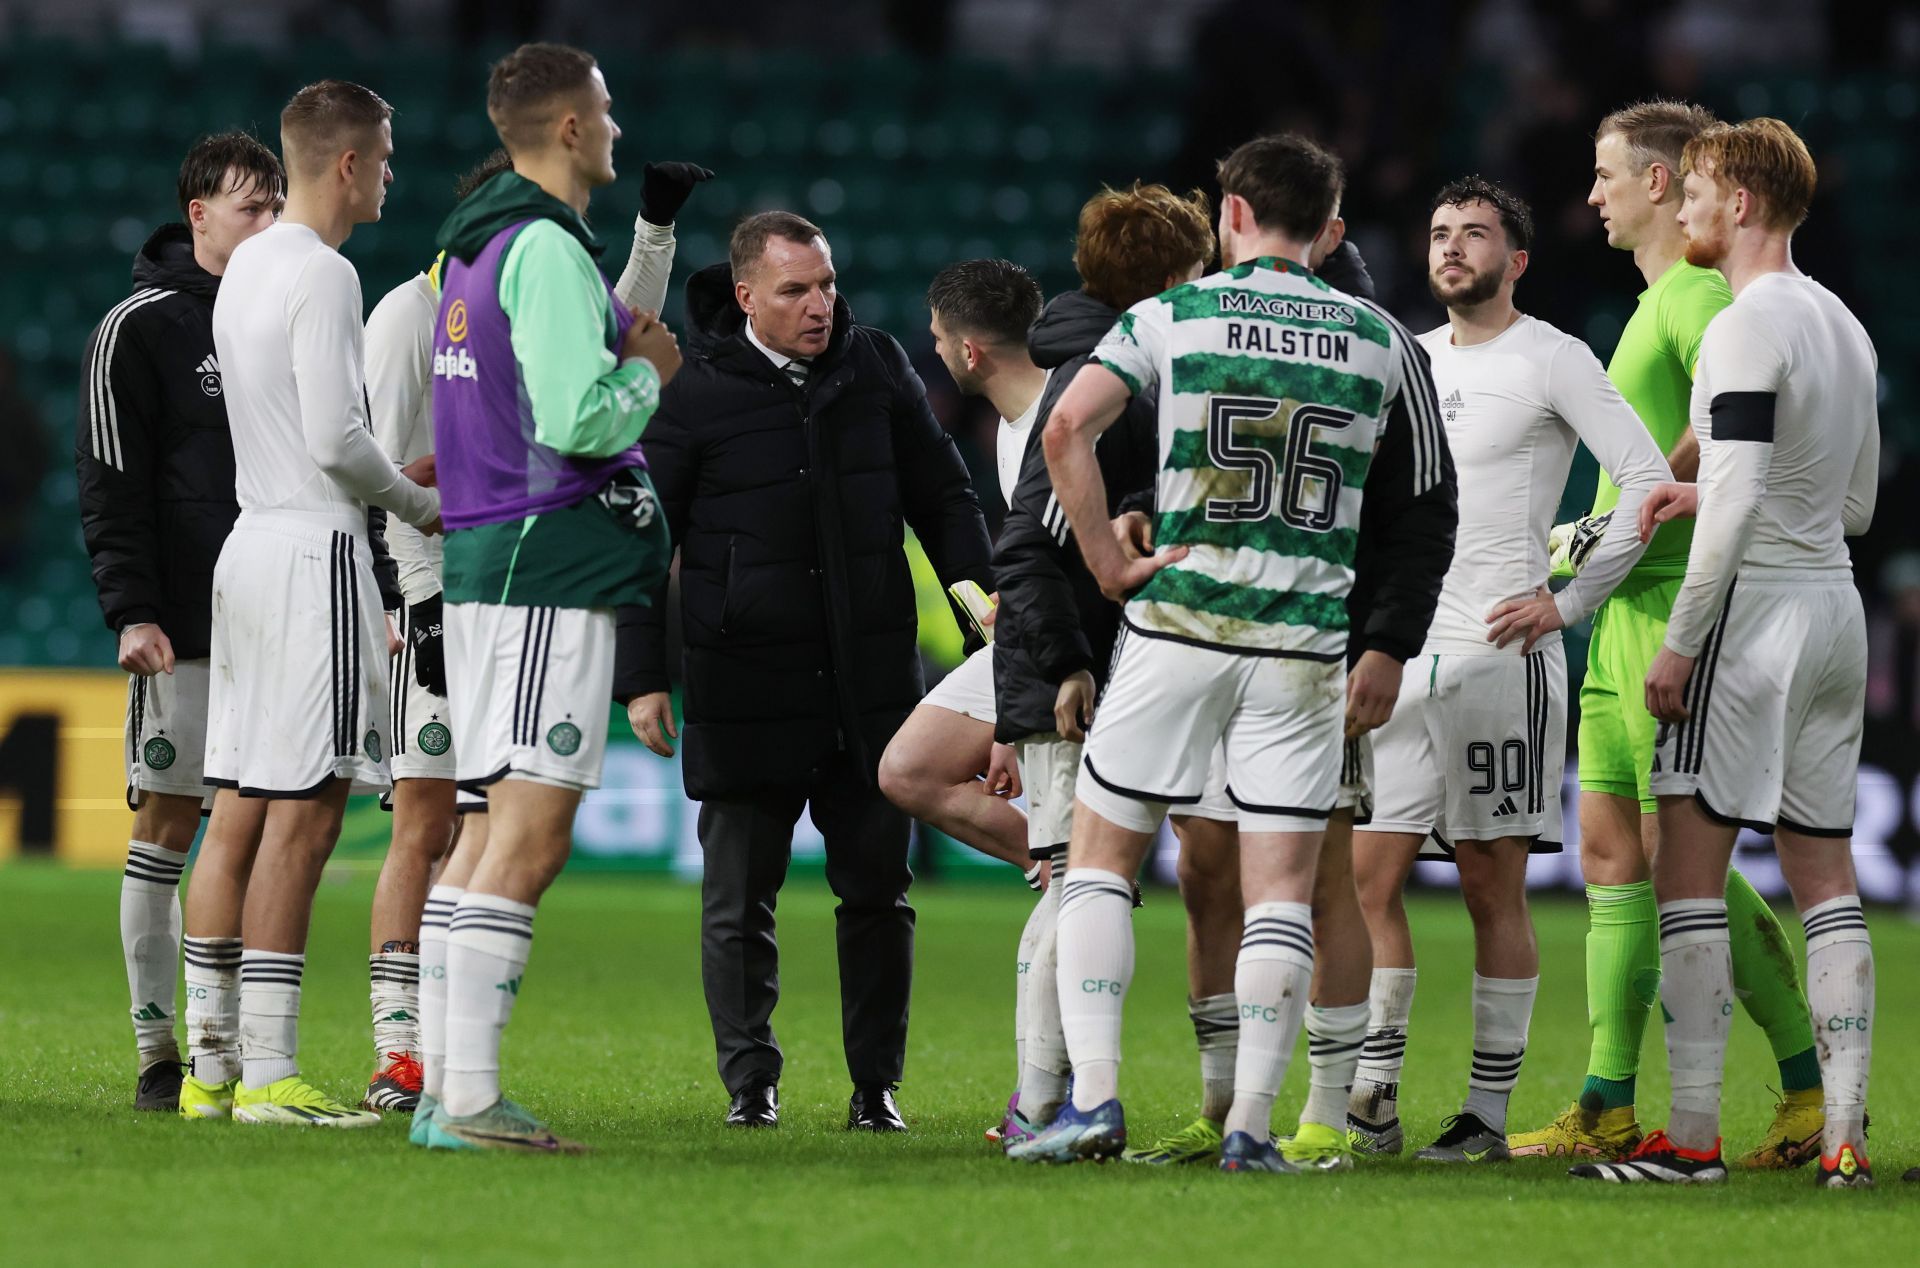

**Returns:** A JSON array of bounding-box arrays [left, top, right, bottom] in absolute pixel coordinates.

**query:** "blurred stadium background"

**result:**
[[2, 0, 1918, 896]]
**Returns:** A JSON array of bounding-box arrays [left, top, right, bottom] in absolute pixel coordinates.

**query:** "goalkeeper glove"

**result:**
[[639, 161, 714, 226], [1547, 511, 1613, 578], [408, 593, 448, 697]]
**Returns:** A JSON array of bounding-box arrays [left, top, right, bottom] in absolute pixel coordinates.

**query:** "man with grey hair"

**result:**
[[615, 211, 993, 1132]]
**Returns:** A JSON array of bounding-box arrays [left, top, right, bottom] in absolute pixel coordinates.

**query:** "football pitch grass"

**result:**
[[2, 864, 1913, 1266]]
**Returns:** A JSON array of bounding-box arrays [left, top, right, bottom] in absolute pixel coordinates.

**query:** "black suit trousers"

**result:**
[[694, 756, 914, 1096]]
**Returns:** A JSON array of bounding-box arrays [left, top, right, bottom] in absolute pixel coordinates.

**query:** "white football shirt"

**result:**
[[365, 270, 442, 604], [1416, 314, 1670, 656], [995, 371, 1048, 507], [1666, 271, 1879, 656], [212, 221, 437, 530]]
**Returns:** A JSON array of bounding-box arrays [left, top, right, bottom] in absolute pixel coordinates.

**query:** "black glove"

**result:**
[[1317, 238, 1376, 301], [639, 161, 715, 227], [409, 593, 448, 697]]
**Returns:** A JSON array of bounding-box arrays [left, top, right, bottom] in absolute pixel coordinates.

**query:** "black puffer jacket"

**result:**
[[613, 263, 993, 798], [76, 225, 407, 659], [990, 291, 1159, 742]]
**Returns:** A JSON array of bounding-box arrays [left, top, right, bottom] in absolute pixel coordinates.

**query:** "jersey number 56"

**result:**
[[1204, 395, 1353, 532]]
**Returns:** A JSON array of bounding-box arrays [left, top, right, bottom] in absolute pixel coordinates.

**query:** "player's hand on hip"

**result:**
[[627, 691, 678, 757], [1054, 669, 1096, 742], [1639, 482, 1698, 543], [1644, 646, 1695, 722], [1096, 545, 1188, 603], [624, 311, 683, 385], [384, 612, 403, 658], [1345, 649, 1401, 738], [1111, 510, 1154, 558], [1485, 586, 1564, 654], [985, 742, 1022, 798], [118, 623, 174, 676], [400, 453, 437, 488]]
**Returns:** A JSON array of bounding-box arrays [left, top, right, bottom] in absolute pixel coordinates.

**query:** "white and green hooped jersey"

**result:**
[[1093, 256, 1444, 657]]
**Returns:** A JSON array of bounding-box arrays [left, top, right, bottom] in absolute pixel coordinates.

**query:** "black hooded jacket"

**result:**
[[989, 290, 1159, 741], [76, 225, 405, 662], [612, 263, 993, 799]]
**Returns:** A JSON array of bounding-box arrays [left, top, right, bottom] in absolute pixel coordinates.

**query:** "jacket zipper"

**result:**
[[720, 536, 737, 635]]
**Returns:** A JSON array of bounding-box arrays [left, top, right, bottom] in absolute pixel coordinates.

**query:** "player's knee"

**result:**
[[876, 741, 933, 816], [133, 797, 202, 852], [393, 812, 457, 865]]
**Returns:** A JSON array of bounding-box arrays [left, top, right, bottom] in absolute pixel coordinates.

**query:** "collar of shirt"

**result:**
[[1000, 369, 1051, 434], [743, 317, 800, 372]]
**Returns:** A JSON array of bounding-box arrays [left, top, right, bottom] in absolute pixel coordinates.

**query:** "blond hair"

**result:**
[[1596, 99, 1717, 174]]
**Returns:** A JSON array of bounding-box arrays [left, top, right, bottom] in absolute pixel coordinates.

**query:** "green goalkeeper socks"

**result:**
[[1581, 881, 1661, 1110], [1725, 867, 1822, 1091]]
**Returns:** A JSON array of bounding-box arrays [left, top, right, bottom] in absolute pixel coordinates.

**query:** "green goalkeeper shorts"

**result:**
[[1577, 574, 1683, 814]]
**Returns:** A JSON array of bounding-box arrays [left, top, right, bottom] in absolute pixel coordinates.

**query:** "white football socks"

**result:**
[[1659, 898, 1732, 1152], [370, 950, 421, 1061], [122, 840, 186, 1066], [1056, 869, 1134, 1111], [1301, 1001, 1370, 1131], [238, 950, 305, 1089], [1016, 878, 1068, 1122], [1013, 884, 1049, 1078], [182, 935, 242, 1083], [1462, 973, 1537, 1133], [418, 884, 462, 1101], [1350, 967, 1416, 1124], [1190, 992, 1239, 1123], [1802, 895, 1873, 1150], [1222, 902, 1314, 1142], [442, 892, 535, 1119]]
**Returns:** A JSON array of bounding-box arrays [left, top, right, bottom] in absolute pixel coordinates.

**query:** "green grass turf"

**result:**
[[1, 865, 1913, 1266]]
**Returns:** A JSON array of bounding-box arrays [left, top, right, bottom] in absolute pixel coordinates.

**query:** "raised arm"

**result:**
[[501, 219, 663, 459]]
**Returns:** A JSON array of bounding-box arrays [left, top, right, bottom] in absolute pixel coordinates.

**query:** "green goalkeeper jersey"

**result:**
[[1091, 256, 1443, 657], [1588, 258, 1731, 580]]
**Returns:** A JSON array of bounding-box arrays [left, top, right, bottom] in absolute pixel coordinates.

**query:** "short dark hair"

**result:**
[[730, 210, 827, 280], [1597, 99, 1718, 175], [280, 80, 392, 172], [177, 131, 284, 220], [454, 149, 515, 202], [1073, 183, 1216, 310], [926, 259, 1043, 347], [488, 42, 599, 153], [1430, 175, 1535, 252], [1215, 133, 1344, 241]]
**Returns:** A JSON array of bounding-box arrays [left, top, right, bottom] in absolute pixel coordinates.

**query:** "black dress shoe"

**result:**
[[847, 1084, 907, 1133], [726, 1084, 779, 1128]]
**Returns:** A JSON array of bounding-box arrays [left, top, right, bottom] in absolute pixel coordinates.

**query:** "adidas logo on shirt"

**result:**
[[1441, 388, 1464, 420], [197, 354, 221, 398]]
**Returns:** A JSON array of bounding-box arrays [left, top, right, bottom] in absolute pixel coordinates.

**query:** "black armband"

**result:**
[[1709, 391, 1776, 443]]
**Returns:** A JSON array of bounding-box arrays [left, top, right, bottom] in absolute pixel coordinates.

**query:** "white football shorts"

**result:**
[[125, 658, 213, 809], [1369, 645, 1566, 855], [388, 597, 458, 783], [1076, 628, 1344, 835], [1016, 734, 1080, 858], [204, 513, 390, 797], [1176, 733, 1374, 827], [446, 601, 615, 793], [1651, 575, 1865, 836], [921, 643, 996, 724]]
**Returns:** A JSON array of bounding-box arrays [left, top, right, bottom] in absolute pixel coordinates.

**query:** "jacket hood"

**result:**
[[435, 170, 604, 264], [682, 261, 855, 364], [133, 224, 219, 299], [1027, 290, 1121, 369]]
